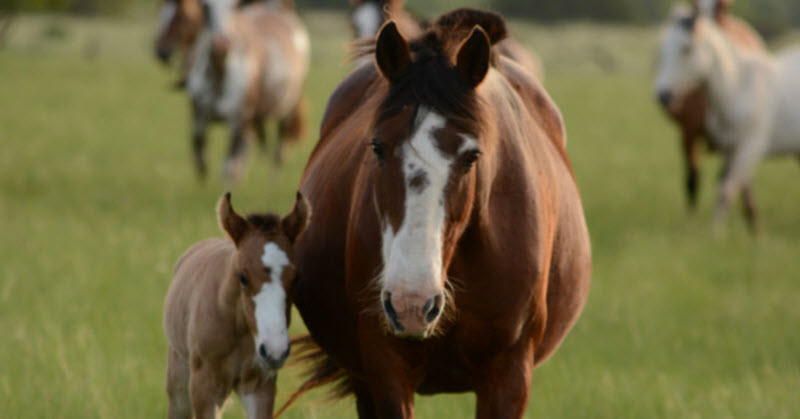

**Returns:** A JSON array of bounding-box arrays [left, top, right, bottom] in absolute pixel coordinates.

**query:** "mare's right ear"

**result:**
[[217, 192, 248, 245], [375, 21, 411, 82]]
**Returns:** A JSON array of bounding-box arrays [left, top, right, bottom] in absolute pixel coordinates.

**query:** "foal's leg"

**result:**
[[166, 348, 191, 419], [682, 128, 701, 210], [191, 109, 209, 179], [237, 375, 277, 419], [475, 342, 534, 419], [189, 361, 230, 419], [222, 122, 248, 182]]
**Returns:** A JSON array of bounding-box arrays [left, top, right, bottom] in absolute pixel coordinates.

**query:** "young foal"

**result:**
[[164, 192, 310, 418], [655, 0, 764, 210], [188, 0, 309, 181], [656, 8, 800, 232]]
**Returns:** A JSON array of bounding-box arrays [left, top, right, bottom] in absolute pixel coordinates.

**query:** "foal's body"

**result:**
[[656, 9, 800, 231], [165, 193, 309, 419], [188, 0, 309, 180], [289, 10, 590, 418]]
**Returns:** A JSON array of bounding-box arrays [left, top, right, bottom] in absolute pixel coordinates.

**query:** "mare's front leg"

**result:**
[[358, 323, 416, 418], [475, 341, 535, 419], [237, 374, 277, 419]]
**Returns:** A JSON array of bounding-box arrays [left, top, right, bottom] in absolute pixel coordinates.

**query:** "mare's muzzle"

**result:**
[[381, 291, 444, 338]]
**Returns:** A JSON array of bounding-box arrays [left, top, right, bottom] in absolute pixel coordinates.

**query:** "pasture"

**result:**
[[2, 9, 800, 418]]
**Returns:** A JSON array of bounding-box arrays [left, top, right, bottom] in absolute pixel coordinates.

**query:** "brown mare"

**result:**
[[283, 9, 591, 418], [164, 192, 310, 419], [187, 0, 309, 181], [349, 1, 544, 80], [658, 0, 764, 215]]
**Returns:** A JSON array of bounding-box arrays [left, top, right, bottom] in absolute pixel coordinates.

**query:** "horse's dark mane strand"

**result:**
[[246, 214, 281, 232]]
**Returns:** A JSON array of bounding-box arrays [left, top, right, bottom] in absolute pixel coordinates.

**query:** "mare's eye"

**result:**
[[239, 273, 249, 287], [371, 139, 386, 162], [463, 150, 481, 170]]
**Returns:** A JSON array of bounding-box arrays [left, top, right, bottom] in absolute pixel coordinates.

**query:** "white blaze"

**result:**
[[253, 242, 289, 359], [381, 109, 476, 294]]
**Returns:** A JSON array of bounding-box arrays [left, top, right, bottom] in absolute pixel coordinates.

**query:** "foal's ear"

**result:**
[[456, 25, 492, 89], [282, 192, 312, 243], [217, 192, 249, 245], [375, 21, 411, 82]]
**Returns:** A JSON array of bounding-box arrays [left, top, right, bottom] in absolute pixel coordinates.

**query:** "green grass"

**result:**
[[1, 10, 799, 419]]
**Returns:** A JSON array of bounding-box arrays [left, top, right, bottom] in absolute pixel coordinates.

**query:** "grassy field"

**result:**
[[2, 9, 800, 419]]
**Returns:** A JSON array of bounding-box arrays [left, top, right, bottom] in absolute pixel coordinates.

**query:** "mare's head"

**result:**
[[366, 9, 506, 338], [654, 7, 711, 111], [217, 192, 311, 369], [154, 0, 203, 64]]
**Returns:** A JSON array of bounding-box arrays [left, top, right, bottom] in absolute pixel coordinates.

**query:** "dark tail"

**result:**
[[274, 335, 352, 418]]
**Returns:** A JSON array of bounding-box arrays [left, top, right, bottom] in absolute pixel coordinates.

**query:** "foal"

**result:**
[[164, 192, 310, 418], [656, 8, 800, 232]]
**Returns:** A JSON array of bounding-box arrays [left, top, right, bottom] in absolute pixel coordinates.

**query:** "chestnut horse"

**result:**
[[284, 9, 591, 418], [187, 0, 309, 181], [165, 192, 310, 419], [349, 2, 544, 81], [655, 0, 764, 212]]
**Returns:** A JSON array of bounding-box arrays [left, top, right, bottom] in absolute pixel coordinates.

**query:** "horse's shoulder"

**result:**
[[494, 56, 567, 151], [319, 63, 378, 139]]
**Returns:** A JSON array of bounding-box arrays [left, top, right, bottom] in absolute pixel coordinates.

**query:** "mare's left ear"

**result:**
[[456, 25, 492, 89], [217, 192, 249, 245], [282, 192, 312, 243]]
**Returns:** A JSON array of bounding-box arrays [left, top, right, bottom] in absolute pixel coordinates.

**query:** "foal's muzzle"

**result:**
[[258, 342, 290, 369]]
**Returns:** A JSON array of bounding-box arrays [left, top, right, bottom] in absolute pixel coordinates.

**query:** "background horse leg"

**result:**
[[222, 123, 248, 182], [276, 99, 307, 164], [191, 109, 208, 180], [682, 128, 701, 209], [166, 348, 192, 419], [475, 343, 534, 419], [253, 117, 267, 151], [741, 184, 759, 235]]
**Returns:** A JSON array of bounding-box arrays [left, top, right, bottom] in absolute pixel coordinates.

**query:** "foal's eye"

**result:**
[[371, 139, 386, 162], [239, 273, 249, 287], [463, 150, 481, 170]]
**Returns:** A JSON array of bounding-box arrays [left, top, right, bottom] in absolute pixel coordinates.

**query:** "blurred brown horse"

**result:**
[[154, 0, 263, 87], [349, 1, 545, 80], [656, 0, 764, 211], [282, 9, 591, 418]]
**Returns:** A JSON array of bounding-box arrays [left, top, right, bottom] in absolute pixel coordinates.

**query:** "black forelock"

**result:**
[[246, 214, 281, 233]]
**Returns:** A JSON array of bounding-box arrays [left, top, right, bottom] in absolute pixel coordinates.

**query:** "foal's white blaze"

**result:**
[[253, 242, 289, 361], [381, 109, 475, 301], [352, 2, 382, 39], [156, 2, 178, 39]]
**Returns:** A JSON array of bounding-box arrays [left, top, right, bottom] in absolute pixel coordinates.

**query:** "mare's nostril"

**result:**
[[382, 292, 404, 331], [424, 294, 443, 324]]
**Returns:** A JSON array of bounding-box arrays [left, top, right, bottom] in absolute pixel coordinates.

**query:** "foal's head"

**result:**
[[654, 7, 713, 110], [217, 192, 311, 369], [154, 0, 203, 63], [367, 11, 505, 338]]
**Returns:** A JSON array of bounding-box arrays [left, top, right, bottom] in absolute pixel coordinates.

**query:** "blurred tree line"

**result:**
[[1, 0, 797, 37]]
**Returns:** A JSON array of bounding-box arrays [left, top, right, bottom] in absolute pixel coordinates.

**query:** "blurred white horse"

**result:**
[[655, 6, 800, 233]]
